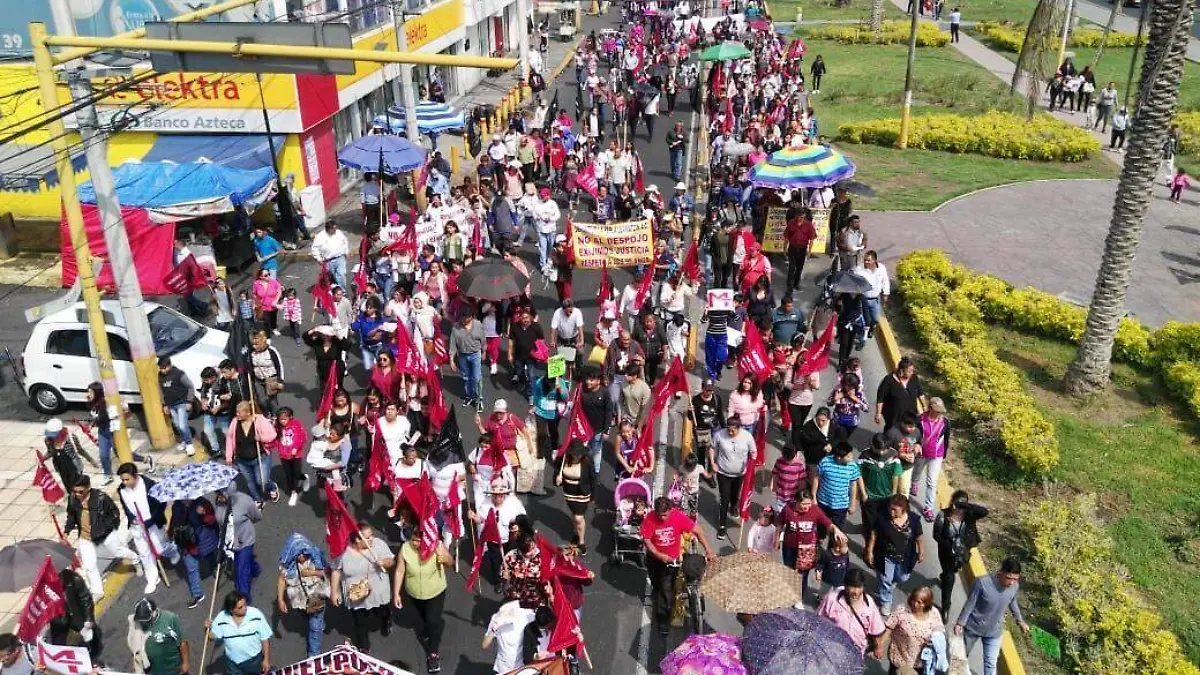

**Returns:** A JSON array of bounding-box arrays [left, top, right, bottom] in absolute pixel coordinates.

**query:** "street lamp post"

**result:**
[[898, 1, 921, 149]]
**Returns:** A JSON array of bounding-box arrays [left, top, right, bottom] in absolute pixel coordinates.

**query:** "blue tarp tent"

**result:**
[[77, 160, 276, 221]]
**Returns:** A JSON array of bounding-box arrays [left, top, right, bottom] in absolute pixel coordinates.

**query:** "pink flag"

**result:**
[[33, 456, 64, 504], [650, 356, 689, 417], [310, 263, 337, 315], [737, 320, 772, 384], [446, 472, 462, 540], [797, 317, 836, 377], [466, 509, 501, 592], [17, 559, 64, 642], [324, 482, 358, 558], [576, 161, 599, 199], [557, 388, 594, 458]]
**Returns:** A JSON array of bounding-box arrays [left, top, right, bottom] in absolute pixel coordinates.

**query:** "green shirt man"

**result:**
[[135, 599, 188, 675]]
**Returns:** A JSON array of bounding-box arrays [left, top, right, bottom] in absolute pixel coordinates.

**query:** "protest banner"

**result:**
[[569, 219, 654, 269], [37, 639, 91, 675], [706, 289, 735, 311], [546, 355, 566, 379], [811, 206, 831, 255], [762, 207, 788, 254]]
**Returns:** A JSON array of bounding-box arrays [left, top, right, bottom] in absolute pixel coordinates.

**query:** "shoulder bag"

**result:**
[[843, 591, 884, 652]]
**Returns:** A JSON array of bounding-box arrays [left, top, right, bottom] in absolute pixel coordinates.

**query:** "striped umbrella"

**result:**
[[747, 144, 856, 190], [374, 101, 467, 136]]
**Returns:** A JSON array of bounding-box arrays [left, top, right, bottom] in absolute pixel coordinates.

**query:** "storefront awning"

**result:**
[[141, 134, 286, 171], [0, 143, 89, 193]]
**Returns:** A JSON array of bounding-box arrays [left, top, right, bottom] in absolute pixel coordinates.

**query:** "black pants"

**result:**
[[812, 74, 822, 91], [1111, 128, 1127, 149], [950, 22, 960, 41], [261, 309, 279, 334], [646, 556, 675, 625], [715, 471, 743, 530], [837, 323, 856, 366], [938, 546, 962, 621], [486, 542, 504, 585], [1078, 91, 1092, 111], [786, 245, 808, 292], [714, 261, 733, 289], [349, 605, 391, 651], [406, 590, 447, 654], [788, 404, 812, 450], [280, 457, 304, 494], [644, 355, 663, 385], [49, 621, 102, 659], [536, 416, 561, 460]]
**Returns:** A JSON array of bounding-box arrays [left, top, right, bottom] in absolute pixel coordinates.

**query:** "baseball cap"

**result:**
[[701, 379, 715, 390], [494, 399, 508, 412], [675, 181, 687, 190], [44, 418, 64, 437], [133, 598, 157, 625]]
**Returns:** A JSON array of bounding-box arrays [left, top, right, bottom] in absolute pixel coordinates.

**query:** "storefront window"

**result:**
[[333, 107, 357, 185], [347, 0, 385, 33]]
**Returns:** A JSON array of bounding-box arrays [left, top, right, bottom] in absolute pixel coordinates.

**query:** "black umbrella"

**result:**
[[0, 539, 75, 592], [634, 81, 660, 98], [457, 257, 530, 302], [818, 269, 873, 295]]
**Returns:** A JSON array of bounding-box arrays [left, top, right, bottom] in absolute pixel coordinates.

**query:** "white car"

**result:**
[[21, 300, 230, 414]]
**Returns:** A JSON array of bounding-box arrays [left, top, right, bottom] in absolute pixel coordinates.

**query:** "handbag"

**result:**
[[265, 376, 285, 396], [345, 548, 374, 603]]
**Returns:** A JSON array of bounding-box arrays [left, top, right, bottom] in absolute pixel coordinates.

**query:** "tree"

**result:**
[[1064, 0, 1195, 397], [1012, 0, 1067, 120], [871, 0, 885, 32], [1090, 0, 1124, 68]]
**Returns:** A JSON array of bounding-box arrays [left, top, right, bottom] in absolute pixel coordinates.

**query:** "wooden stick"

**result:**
[[245, 378, 270, 501], [197, 559, 223, 675]]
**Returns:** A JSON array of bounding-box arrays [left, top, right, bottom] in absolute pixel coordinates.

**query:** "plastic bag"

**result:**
[[948, 632, 971, 675]]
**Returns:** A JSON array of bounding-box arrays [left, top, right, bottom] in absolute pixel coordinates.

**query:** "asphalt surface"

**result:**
[[4, 11, 976, 675]]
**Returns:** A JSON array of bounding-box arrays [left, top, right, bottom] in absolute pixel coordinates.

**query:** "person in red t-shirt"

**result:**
[[779, 490, 847, 603], [548, 138, 567, 189], [641, 497, 715, 635], [784, 207, 818, 293]]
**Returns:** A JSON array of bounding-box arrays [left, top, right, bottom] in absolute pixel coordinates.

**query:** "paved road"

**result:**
[[0, 19, 980, 675]]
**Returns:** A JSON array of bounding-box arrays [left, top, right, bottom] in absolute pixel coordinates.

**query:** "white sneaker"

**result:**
[[490, 362, 498, 375], [133, 561, 145, 577], [184, 443, 196, 457], [288, 492, 299, 507], [144, 581, 158, 595], [175, 442, 185, 453], [302, 475, 311, 492]]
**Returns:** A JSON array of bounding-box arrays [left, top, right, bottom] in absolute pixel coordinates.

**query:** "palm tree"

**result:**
[[1064, 0, 1196, 397], [871, 0, 885, 32], [1090, 0, 1124, 67], [1012, 0, 1068, 120]]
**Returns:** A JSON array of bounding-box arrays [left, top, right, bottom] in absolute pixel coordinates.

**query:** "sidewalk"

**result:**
[[0, 423, 191, 634]]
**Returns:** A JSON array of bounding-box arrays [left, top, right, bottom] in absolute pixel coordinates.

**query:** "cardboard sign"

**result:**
[[546, 355, 567, 379], [1030, 625, 1061, 661], [38, 639, 91, 675], [811, 206, 831, 256], [762, 207, 788, 253], [707, 289, 734, 311], [569, 219, 655, 269]]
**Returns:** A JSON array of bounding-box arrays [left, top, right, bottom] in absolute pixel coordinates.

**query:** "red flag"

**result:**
[[432, 323, 450, 367], [470, 214, 484, 253], [311, 263, 337, 315], [596, 262, 613, 305], [738, 445, 756, 521], [537, 534, 562, 583], [797, 317, 835, 377], [423, 366, 449, 431], [557, 388, 594, 458], [17, 558, 65, 642], [163, 255, 209, 295], [737, 320, 772, 384], [649, 356, 689, 417], [575, 162, 599, 199], [353, 235, 370, 295], [632, 261, 656, 308], [324, 482, 358, 559], [398, 474, 441, 559], [382, 215, 418, 256], [446, 472, 462, 540], [632, 153, 645, 194], [33, 457, 64, 504], [365, 421, 391, 492], [394, 321, 426, 376], [416, 161, 430, 196], [547, 578, 586, 653], [563, 217, 576, 264], [754, 405, 768, 469], [680, 239, 701, 284], [314, 362, 339, 422], [466, 508, 501, 591], [629, 415, 656, 478]]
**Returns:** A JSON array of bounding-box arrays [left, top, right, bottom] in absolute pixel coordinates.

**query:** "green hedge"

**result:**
[[837, 111, 1100, 161], [1175, 112, 1200, 155], [806, 20, 949, 46], [1022, 495, 1200, 675], [975, 21, 1147, 52]]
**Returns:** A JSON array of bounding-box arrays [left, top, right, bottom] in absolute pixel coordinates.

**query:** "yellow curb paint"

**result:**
[[875, 317, 1028, 675]]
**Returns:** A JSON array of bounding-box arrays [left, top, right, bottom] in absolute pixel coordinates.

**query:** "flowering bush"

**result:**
[[1175, 112, 1200, 155], [806, 20, 949, 46], [1021, 495, 1200, 675], [837, 111, 1100, 161], [976, 21, 1146, 52]]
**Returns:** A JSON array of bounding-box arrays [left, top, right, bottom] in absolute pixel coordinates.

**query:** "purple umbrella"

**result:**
[[741, 608, 865, 675], [660, 633, 747, 675]]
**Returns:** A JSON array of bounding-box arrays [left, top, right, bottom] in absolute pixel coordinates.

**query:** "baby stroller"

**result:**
[[611, 477, 652, 567]]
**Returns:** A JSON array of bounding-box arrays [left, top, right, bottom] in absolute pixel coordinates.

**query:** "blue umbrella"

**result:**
[[148, 462, 239, 502], [740, 608, 865, 675], [337, 134, 426, 174], [373, 101, 467, 135]]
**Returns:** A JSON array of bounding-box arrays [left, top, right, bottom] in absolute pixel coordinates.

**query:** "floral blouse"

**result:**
[[503, 548, 547, 609], [885, 605, 945, 667]]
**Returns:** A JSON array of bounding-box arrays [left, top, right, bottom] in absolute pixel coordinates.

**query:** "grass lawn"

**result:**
[[950, 0, 1039, 23], [799, 37, 1116, 209], [769, 0, 904, 23], [979, 325, 1200, 664]]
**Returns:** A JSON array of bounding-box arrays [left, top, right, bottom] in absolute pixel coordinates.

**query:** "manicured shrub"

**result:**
[[806, 20, 949, 46], [975, 21, 1146, 52], [1176, 112, 1200, 155], [837, 111, 1100, 161]]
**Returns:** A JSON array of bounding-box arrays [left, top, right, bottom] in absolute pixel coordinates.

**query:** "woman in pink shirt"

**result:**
[[817, 569, 885, 658], [728, 375, 765, 433], [252, 267, 283, 335]]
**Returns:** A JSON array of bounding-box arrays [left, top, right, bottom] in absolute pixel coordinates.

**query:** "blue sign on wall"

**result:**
[[0, 0, 261, 55]]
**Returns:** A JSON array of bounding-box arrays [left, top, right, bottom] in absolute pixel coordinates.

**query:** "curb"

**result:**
[[875, 317, 1028, 675]]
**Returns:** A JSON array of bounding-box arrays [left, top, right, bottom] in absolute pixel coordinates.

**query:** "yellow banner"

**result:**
[[87, 71, 298, 110], [811, 207, 831, 255], [336, 0, 463, 91], [763, 207, 787, 254], [571, 219, 655, 268]]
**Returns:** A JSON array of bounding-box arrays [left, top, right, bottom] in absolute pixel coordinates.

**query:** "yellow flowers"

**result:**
[[1021, 496, 1200, 675], [837, 111, 1101, 161], [806, 20, 950, 47], [976, 21, 1147, 52], [1174, 112, 1200, 155]]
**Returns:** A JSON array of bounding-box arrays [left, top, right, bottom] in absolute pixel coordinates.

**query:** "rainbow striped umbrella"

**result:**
[[747, 144, 856, 189]]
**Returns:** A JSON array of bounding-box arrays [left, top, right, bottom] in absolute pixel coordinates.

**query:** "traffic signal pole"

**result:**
[[30, 21, 135, 464]]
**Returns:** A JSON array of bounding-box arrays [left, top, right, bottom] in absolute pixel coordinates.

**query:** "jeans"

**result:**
[[237, 454, 276, 502], [457, 351, 483, 401], [877, 556, 913, 610], [233, 545, 259, 597], [360, 346, 378, 373], [304, 607, 326, 656], [704, 333, 729, 381], [181, 550, 216, 600], [203, 414, 231, 455], [701, 249, 714, 286], [819, 504, 848, 530], [97, 429, 114, 475], [670, 149, 684, 181], [964, 633, 1002, 675], [863, 296, 882, 331], [167, 403, 193, 445], [587, 432, 605, 476], [910, 456, 944, 513], [225, 651, 263, 675], [538, 230, 556, 268], [324, 256, 348, 289]]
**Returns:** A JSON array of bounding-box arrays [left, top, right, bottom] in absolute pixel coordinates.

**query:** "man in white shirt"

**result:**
[[487, 135, 508, 164], [471, 478, 527, 595], [531, 188, 562, 268], [608, 147, 631, 194], [619, 272, 643, 330], [528, 49, 544, 76], [310, 221, 350, 289], [550, 298, 586, 356], [482, 600, 536, 674]]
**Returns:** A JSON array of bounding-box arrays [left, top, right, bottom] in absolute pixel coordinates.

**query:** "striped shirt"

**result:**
[[772, 457, 806, 504], [706, 309, 733, 335], [816, 455, 861, 510]]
